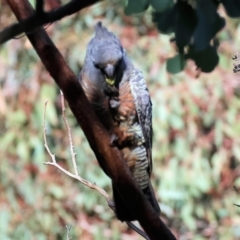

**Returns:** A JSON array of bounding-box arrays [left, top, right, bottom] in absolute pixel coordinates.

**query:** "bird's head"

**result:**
[[90, 22, 124, 86], [92, 57, 123, 86]]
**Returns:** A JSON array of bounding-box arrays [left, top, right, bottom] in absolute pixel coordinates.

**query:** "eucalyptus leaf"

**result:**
[[150, 0, 173, 12], [124, 0, 150, 15], [166, 54, 186, 74]]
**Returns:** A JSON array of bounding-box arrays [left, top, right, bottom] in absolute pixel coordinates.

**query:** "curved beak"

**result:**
[[104, 64, 115, 80]]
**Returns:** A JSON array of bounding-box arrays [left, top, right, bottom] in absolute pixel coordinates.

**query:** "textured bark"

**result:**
[[5, 0, 176, 239]]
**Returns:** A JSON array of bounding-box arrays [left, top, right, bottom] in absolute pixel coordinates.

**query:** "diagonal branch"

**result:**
[[36, 0, 44, 14], [0, 0, 100, 44], [6, 0, 177, 239]]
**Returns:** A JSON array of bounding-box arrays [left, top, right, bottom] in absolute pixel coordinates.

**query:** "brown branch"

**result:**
[[6, 0, 177, 239], [0, 0, 100, 44], [36, 0, 44, 14]]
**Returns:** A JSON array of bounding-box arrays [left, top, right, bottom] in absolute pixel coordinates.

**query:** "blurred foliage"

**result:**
[[126, 0, 240, 73], [0, 0, 240, 239]]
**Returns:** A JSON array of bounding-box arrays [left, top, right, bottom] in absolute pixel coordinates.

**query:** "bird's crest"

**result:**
[[94, 21, 111, 39]]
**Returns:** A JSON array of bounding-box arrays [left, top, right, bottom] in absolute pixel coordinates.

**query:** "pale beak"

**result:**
[[104, 64, 115, 79], [104, 64, 116, 85]]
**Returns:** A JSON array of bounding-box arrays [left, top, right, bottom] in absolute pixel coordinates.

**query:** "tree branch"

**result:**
[[36, 0, 44, 14], [6, 0, 176, 239], [0, 0, 100, 44]]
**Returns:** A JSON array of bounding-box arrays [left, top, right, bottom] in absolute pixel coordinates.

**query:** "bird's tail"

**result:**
[[143, 181, 161, 215], [112, 182, 160, 222]]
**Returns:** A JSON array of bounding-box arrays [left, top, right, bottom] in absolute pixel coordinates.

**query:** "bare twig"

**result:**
[[60, 91, 78, 176], [43, 100, 112, 205], [66, 225, 72, 240], [126, 222, 150, 240], [42, 101, 56, 162], [43, 97, 150, 240]]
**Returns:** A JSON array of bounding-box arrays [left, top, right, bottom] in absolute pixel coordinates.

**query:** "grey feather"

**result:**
[[129, 68, 153, 173], [89, 21, 123, 68]]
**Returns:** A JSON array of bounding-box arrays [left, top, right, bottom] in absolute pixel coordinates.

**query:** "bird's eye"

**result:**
[[93, 63, 100, 69], [115, 58, 123, 69]]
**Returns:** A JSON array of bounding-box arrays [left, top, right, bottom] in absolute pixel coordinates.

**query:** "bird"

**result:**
[[78, 22, 160, 221]]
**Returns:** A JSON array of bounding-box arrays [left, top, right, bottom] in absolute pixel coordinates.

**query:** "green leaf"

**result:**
[[181, 203, 196, 230], [0, 131, 15, 151], [152, 6, 177, 34], [175, 1, 197, 52], [7, 110, 27, 128], [124, 0, 150, 15], [41, 213, 52, 232], [17, 141, 29, 162], [150, 0, 173, 12], [0, 210, 10, 234], [166, 54, 186, 74], [187, 45, 219, 73], [49, 185, 65, 200], [169, 114, 184, 130], [173, 137, 189, 160], [193, 1, 225, 51]]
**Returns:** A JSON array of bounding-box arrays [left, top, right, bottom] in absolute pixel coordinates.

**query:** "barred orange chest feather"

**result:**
[[118, 81, 136, 120]]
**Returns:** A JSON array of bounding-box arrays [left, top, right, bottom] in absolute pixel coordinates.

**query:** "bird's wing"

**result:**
[[78, 65, 114, 132], [129, 68, 153, 174]]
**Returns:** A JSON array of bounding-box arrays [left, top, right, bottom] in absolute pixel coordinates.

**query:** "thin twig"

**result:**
[[42, 99, 149, 240], [126, 222, 150, 240], [43, 100, 112, 203], [66, 225, 72, 240], [42, 100, 56, 163], [60, 91, 78, 176]]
